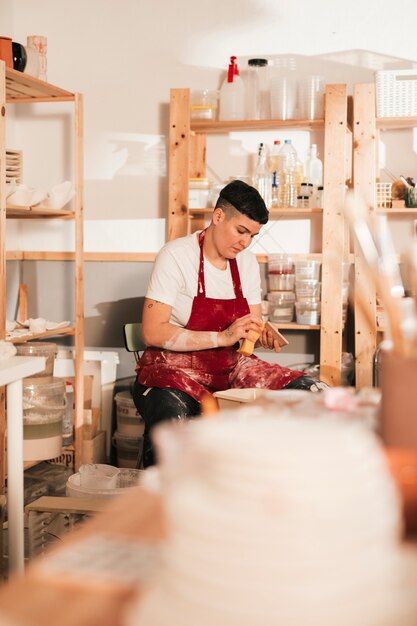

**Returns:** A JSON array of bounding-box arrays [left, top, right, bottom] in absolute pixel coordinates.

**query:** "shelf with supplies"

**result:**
[[353, 82, 417, 388], [0, 60, 85, 495], [168, 85, 349, 385]]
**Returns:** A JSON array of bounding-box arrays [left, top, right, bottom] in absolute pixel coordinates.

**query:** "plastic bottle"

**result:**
[[246, 58, 270, 120], [268, 140, 283, 174], [253, 142, 272, 208], [63, 381, 74, 446], [279, 140, 298, 207], [271, 171, 280, 208], [219, 55, 245, 121], [305, 144, 323, 186]]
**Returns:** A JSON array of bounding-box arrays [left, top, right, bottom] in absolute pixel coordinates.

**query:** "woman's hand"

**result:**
[[218, 314, 264, 348]]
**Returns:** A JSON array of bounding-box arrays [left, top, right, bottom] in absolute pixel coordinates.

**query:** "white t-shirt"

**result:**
[[146, 232, 262, 327]]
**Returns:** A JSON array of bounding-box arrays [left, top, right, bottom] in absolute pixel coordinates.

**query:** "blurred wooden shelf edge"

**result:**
[[0, 60, 85, 503]]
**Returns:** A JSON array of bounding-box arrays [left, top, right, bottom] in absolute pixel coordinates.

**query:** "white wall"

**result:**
[[5, 0, 417, 372]]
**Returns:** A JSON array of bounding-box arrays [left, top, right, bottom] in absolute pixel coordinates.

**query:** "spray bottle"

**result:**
[[219, 55, 245, 121]]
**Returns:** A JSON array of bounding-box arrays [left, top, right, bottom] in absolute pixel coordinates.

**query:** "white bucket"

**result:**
[[22, 378, 65, 461], [115, 390, 144, 437], [112, 430, 143, 468]]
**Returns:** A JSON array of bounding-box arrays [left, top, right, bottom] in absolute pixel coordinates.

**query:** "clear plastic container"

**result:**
[[253, 142, 272, 207], [298, 75, 325, 120], [267, 291, 295, 323], [268, 273, 295, 291], [190, 89, 218, 120], [112, 430, 143, 469], [219, 56, 245, 121], [62, 380, 74, 446], [295, 260, 321, 280], [66, 468, 142, 499], [295, 300, 321, 325], [268, 253, 294, 275], [22, 377, 65, 461], [15, 341, 57, 377], [295, 279, 321, 300]]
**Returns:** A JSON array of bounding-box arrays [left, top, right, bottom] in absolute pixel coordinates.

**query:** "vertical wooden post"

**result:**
[[0, 60, 6, 494], [353, 83, 377, 389], [189, 131, 207, 233], [74, 93, 84, 471], [168, 89, 190, 240], [18, 283, 27, 323], [319, 84, 348, 386]]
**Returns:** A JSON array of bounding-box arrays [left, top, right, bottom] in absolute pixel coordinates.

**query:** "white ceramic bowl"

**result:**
[[8, 184, 46, 207], [43, 181, 75, 209]]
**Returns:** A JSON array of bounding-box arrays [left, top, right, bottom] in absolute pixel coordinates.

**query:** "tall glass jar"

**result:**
[[246, 58, 270, 120]]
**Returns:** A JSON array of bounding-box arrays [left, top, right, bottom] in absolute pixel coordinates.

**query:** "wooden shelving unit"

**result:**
[[168, 85, 349, 385], [0, 63, 84, 489], [353, 82, 417, 388]]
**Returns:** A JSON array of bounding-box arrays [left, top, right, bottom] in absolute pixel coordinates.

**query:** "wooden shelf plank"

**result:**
[[6, 67, 75, 102], [8, 326, 75, 344], [189, 207, 323, 216], [376, 116, 417, 130], [377, 208, 417, 215], [275, 322, 320, 330], [6, 251, 157, 262], [6, 205, 74, 219], [191, 118, 324, 134]]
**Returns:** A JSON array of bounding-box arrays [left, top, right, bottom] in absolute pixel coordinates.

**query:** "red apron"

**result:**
[[136, 230, 302, 401]]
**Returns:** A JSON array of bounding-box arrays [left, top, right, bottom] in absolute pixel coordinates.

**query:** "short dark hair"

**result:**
[[215, 180, 269, 225]]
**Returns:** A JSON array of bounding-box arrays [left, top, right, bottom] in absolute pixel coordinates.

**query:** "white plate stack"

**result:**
[[127, 410, 417, 626], [6, 149, 22, 184]]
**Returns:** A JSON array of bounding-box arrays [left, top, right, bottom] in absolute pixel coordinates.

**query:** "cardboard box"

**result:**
[[81, 430, 106, 464]]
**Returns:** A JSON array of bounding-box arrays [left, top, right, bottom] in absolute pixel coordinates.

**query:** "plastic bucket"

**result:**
[[22, 377, 65, 461], [112, 430, 143, 469], [115, 391, 144, 437], [16, 342, 58, 378]]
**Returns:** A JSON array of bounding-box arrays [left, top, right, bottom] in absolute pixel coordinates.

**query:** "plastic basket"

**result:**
[[376, 182, 392, 209], [376, 70, 417, 117]]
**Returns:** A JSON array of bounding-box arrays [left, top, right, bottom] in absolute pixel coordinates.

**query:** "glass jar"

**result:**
[[246, 58, 270, 120]]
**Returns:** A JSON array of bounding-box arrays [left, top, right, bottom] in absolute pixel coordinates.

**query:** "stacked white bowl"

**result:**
[[127, 409, 416, 626]]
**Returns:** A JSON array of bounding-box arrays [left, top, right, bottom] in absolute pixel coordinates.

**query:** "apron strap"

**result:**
[[198, 229, 245, 299]]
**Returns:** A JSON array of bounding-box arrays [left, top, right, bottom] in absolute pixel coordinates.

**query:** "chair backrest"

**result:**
[[123, 323, 146, 362]]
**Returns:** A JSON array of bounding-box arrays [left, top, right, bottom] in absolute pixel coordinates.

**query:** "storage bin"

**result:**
[[295, 279, 321, 301], [22, 378, 65, 461], [268, 254, 294, 275], [376, 69, 417, 118], [267, 291, 295, 323], [114, 390, 144, 437], [112, 430, 143, 469], [268, 273, 295, 291], [294, 260, 321, 280], [16, 342, 58, 378], [295, 300, 321, 325], [376, 182, 392, 209]]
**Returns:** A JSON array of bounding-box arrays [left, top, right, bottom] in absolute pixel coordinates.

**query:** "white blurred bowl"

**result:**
[[43, 181, 75, 210], [8, 184, 46, 207]]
